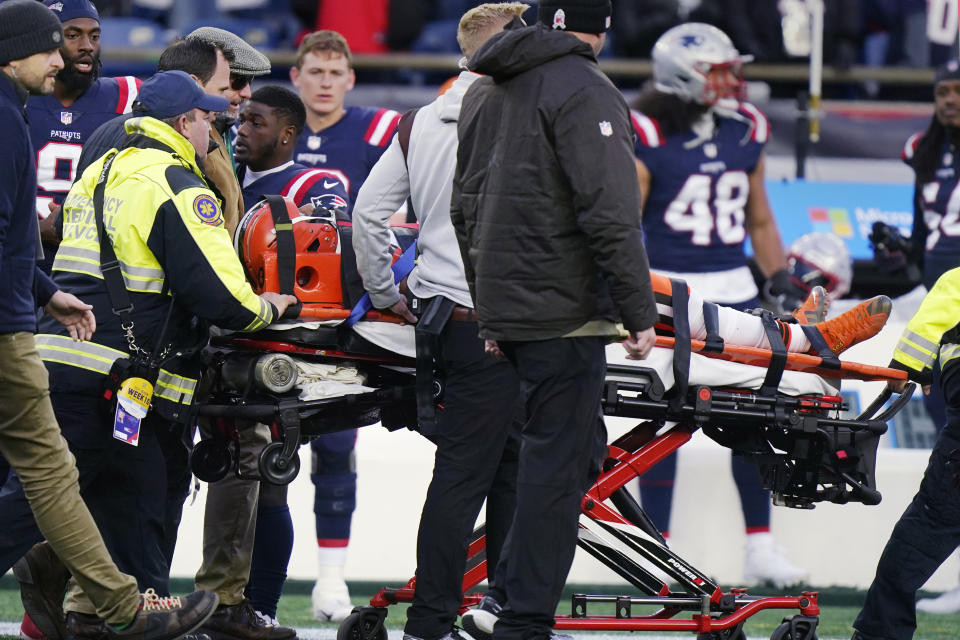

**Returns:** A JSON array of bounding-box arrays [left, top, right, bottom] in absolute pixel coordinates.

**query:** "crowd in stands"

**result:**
[[83, 0, 960, 70]]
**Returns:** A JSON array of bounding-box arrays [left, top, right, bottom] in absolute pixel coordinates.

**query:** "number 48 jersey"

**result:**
[[632, 103, 769, 274], [28, 76, 141, 218]]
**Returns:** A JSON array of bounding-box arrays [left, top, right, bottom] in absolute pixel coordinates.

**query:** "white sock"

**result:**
[[317, 545, 348, 568]]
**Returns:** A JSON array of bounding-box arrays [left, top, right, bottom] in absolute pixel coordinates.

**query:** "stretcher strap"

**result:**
[[669, 279, 691, 417], [702, 302, 724, 353], [266, 194, 296, 296], [346, 239, 418, 327], [758, 311, 787, 396], [800, 324, 842, 370]]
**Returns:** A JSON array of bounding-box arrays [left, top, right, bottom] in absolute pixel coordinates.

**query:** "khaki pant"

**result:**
[[195, 421, 270, 605], [0, 332, 139, 625]]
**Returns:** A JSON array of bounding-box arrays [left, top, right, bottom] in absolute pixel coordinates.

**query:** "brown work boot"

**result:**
[[102, 589, 218, 640], [792, 285, 829, 325], [14, 542, 71, 640], [200, 599, 296, 640], [811, 295, 892, 355]]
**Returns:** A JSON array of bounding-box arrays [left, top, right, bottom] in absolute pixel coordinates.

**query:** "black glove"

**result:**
[[762, 268, 806, 314], [870, 221, 916, 275]]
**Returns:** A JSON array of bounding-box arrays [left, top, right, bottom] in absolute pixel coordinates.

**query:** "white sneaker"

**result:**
[[462, 596, 501, 640], [917, 585, 960, 614], [312, 578, 354, 623], [742, 533, 808, 588]]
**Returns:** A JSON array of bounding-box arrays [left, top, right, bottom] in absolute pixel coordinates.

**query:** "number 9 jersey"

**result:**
[[28, 75, 141, 219], [631, 103, 768, 275]]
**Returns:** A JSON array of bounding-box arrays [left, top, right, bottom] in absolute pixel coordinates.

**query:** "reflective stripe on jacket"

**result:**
[[38, 116, 273, 417], [890, 266, 960, 385]]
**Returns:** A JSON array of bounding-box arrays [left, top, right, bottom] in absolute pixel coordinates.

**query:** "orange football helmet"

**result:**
[[234, 196, 343, 306]]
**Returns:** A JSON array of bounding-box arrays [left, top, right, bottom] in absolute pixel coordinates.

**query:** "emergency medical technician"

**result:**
[[853, 266, 960, 640], [0, 4, 218, 639], [7, 69, 294, 635]]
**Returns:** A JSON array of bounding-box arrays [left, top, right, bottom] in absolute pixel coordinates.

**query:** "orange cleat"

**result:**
[[792, 285, 829, 325], [812, 295, 892, 355]]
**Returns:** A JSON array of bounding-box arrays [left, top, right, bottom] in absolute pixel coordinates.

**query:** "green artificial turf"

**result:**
[[0, 577, 958, 639]]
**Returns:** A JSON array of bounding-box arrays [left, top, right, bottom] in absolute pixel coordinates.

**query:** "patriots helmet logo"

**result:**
[[310, 193, 349, 218], [680, 34, 704, 48]]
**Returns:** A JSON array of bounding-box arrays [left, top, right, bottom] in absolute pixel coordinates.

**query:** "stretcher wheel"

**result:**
[[769, 616, 818, 640], [258, 442, 301, 485], [336, 608, 387, 640], [189, 439, 233, 483], [697, 624, 745, 640]]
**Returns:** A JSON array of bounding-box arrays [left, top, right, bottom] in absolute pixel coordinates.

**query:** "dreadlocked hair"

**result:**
[[912, 114, 946, 185], [630, 85, 710, 137]]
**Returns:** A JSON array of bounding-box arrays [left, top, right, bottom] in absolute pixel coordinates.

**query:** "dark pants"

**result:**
[[404, 320, 522, 640], [0, 391, 170, 603], [490, 337, 608, 640], [157, 422, 191, 569], [854, 367, 960, 640]]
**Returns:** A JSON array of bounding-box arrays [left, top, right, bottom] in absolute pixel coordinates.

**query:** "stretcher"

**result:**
[[206, 199, 913, 638], [190, 307, 912, 640]]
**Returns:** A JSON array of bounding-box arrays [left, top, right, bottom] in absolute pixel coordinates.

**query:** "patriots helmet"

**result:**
[[787, 232, 853, 299], [652, 22, 752, 106]]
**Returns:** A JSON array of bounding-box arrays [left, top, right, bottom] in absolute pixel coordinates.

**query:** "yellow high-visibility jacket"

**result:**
[[890, 266, 960, 385], [36, 116, 273, 422]]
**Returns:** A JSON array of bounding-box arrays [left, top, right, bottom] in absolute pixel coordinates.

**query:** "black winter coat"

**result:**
[[451, 21, 657, 341]]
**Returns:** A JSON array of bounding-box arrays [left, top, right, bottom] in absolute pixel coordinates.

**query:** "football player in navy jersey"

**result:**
[[289, 30, 399, 215], [232, 85, 348, 625], [900, 60, 960, 616], [289, 29, 397, 622], [30, 0, 140, 274], [631, 23, 808, 589], [236, 86, 348, 213]]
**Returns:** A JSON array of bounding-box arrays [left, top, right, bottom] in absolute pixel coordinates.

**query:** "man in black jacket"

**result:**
[[451, 2, 658, 640]]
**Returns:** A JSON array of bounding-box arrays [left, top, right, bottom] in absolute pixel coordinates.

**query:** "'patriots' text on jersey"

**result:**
[[28, 76, 141, 218], [294, 105, 399, 214]]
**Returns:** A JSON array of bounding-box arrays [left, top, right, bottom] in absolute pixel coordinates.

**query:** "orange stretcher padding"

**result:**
[[653, 335, 908, 383]]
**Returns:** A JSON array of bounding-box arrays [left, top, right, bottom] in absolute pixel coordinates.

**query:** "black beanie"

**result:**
[[538, 0, 612, 34], [0, 0, 64, 66]]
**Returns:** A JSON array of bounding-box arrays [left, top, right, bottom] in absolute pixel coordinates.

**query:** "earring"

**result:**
[[281, 139, 287, 144]]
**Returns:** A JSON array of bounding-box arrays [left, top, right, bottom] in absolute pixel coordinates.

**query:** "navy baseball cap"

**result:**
[[132, 70, 230, 118], [45, 0, 100, 24]]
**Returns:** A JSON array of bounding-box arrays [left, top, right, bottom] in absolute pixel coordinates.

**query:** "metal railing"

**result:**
[[101, 48, 936, 85]]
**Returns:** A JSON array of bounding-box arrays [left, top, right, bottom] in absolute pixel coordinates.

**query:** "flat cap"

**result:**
[[188, 26, 271, 76]]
